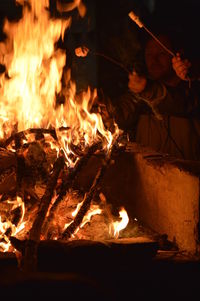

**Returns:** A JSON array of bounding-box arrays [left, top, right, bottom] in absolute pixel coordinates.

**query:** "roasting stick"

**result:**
[[128, 11, 191, 87], [75, 46, 129, 73], [128, 11, 175, 57]]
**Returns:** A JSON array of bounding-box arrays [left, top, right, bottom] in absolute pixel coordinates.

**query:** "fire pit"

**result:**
[[0, 0, 160, 277], [0, 1, 200, 300]]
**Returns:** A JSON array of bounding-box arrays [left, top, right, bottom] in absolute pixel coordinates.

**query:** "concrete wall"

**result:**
[[74, 143, 200, 255], [130, 149, 200, 255]]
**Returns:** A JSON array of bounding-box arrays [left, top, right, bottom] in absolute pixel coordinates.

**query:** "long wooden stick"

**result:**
[[128, 11, 175, 57]]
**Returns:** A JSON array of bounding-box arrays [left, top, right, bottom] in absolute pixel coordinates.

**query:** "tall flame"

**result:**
[[0, 0, 71, 137], [0, 0, 118, 161], [0, 0, 124, 251]]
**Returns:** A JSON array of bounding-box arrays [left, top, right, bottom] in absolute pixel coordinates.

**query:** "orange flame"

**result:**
[[0, 196, 25, 252], [0, 0, 123, 248], [109, 207, 129, 239], [80, 205, 102, 228], [0, 0, 70, 138], [0, 0, 118, 163], [64, 202, 102, 235]]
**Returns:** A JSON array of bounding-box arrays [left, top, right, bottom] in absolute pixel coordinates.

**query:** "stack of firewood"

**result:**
[[0, 127, 125, 271]]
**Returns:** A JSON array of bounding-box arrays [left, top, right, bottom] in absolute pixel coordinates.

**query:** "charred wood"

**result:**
[[0, 126, 70, 148], [22, 156, 65, 272], [16, 141, 52, 188], [0, 168, 16, 195], [45, 142, 102, 231], [11, 206, 22, 226], [61, 154, 111, 240], [0, 131, 26, 149], [0, 148, 17, 170], [0, 145, 17, 194], [30, 156, 65, 240]]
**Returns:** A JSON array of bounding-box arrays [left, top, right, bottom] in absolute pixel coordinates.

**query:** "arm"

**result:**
[[128, 70, 169, 120], [96, 71, 168, 132]]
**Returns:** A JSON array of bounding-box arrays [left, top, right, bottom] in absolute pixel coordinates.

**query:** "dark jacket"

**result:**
[[112, 80, 200, 133]]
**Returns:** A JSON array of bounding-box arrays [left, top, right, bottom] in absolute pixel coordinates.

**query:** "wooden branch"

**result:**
[[0, 148, 17, 170], [60, 138, 124, 240], [0, 127, 70, 148], [22, 156, 65, 272], [45, 143, 102, 229], [61, 154, 111, 240], [0, 148, 17, 194]]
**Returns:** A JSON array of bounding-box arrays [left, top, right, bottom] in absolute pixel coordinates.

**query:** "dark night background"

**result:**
[[0, 2, 200, 299], [0, 0, 200, 95]]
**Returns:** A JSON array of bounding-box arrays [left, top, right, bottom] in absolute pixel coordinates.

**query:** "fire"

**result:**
[[109, 207, 129, 239], [55, 85, 117, 167], [0, 0, 69, 137], [72, 201, 84, 217], [64, 201, 129, 240], [0, 0, 118, 162], [0, 196, 25, 252], [0, 0, 127, 253], [80, 205, 102, 228], [64, 202, 102, 237]]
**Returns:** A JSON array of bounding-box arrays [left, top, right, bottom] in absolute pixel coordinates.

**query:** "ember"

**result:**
[[0, 0, 131, 271]]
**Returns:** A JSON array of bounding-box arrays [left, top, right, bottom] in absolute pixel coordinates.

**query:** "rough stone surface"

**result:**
[[131, 150, 199, 254], [73, 142, 200, 255]]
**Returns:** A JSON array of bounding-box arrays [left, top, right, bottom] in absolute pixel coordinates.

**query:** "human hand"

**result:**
[[128, 70, 147, 93], [172, 53, 191, 81]]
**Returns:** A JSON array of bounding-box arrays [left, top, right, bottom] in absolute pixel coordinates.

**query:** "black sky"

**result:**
[[0, 0, 200, 57]]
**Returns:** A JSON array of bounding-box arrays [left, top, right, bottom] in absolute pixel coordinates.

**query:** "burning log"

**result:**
[[0, 148, 17, 170], [61, 152, 113, 240], [22, 155, 65, 272], [0, 0, 123, 263], [0, 139, 55, 200], [0, 169, 17, 195], [0, 126, 68, 192], [45, 142, 102, 232], [0, 127, 70, 149], [29, 156, 65, 239], [0, 148, 17, 194]]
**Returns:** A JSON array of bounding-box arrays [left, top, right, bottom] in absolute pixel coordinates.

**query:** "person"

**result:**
[[101, 33, 200, 161]]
